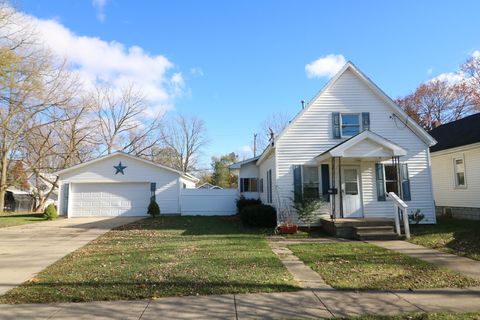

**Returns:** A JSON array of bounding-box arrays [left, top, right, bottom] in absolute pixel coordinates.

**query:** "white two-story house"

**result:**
[[231, 62, 437, 230]]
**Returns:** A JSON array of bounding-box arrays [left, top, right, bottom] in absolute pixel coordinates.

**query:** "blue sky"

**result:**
[[20, 0, 480, 169]]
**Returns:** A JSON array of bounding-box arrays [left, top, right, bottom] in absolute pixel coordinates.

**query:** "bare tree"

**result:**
[[91, 84, 162, 156], [256, 112, 291, 152], [0, 4, 78, 211], [461, 55, 480, 109], [23, 99, 97, 211], [159, 114, 208, 173]]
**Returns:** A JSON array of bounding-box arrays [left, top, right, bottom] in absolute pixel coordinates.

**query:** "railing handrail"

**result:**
[[386, 191, 410, 240], [387, 192, 408, 210]]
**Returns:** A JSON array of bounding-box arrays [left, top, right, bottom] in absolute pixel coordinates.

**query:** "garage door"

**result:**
[[70, 183, 150, 217]]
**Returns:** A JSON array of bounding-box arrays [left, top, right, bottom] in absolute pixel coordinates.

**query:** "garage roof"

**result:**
[[55, 151, 199, 183]]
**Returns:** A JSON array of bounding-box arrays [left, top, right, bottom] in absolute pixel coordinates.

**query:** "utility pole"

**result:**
[[253, 133, 258, 157]]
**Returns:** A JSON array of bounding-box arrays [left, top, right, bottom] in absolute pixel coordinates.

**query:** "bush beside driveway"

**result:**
[[0, 216, 299, 304]]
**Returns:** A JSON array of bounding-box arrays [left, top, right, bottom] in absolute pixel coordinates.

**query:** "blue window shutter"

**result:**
[[332, 112, 341, 139], [401, 164, 411, 201], [321, 164, 330, 202], [375, 163, 386, 201], [293, 165, 302, 202], [362, 112, 370, 131], [240, 178, 244, 192], [267, 170, 273, 203]]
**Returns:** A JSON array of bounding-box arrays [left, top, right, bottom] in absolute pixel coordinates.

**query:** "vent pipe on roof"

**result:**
[[301, 100, 305, 109]]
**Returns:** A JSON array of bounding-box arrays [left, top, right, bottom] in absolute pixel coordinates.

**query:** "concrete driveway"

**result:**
[[0, 217, 142, 295]]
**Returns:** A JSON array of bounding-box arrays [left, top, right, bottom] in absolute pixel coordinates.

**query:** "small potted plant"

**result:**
[[277, 218, 299, 234]]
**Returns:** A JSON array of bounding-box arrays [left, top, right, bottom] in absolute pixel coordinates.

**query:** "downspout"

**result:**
[[339, 157, 343, 218]]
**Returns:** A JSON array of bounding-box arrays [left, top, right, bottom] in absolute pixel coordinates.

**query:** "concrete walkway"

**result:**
[[0, 217, 142, 295], [369, 240, 480, 281], [0, 287, 479, 319]]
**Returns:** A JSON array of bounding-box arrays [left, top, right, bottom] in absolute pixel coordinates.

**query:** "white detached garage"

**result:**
[[56, 152, 198, 217]]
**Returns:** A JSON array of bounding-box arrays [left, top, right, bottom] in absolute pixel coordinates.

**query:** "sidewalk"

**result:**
[[369, 240, 480, 281], [0, 287, 479, 319]]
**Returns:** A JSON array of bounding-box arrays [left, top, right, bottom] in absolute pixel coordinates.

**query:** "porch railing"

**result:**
[[387, 192, 410, 239]]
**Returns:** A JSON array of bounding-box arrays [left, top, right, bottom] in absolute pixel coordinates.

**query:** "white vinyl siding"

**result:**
[[258, 152, 275, 204], [431, 146, 480, 208], [275, 68, 436, 223]]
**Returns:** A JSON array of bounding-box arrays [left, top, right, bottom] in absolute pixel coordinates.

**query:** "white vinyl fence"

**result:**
[[180, 189, 238, 216]]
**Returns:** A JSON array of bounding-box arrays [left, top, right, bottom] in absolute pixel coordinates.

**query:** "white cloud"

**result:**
[[473, 50, 480, 58], [26, 15, 184, 116], [92, 0, 107, 22], [305, 54, 346, 78], [429, 72, 465, 84], [190, 67, 204, 77]]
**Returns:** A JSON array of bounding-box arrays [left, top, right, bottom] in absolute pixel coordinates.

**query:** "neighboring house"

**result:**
[[429, 113, 480, 220], [3, 188, 35, 213], [56, 152, 199, 217], [28, 172, 58, 208], [231, 62, 437, 225], [197, 183, 223, 190]]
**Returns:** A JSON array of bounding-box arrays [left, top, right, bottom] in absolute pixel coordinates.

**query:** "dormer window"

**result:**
[[341, 114, 360, 137]]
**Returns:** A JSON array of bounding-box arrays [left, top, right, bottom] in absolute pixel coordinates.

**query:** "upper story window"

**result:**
[[453, 156, 466, 188], [341, 114, 361, 137], [240, 178, 258, 192]]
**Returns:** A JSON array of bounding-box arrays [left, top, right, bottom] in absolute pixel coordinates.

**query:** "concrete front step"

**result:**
[[356, 232, 399, 241], [354, 226, 395, 234]]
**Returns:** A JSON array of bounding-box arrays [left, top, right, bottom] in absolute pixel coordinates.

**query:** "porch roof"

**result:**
[[315, 130, 407, 162]]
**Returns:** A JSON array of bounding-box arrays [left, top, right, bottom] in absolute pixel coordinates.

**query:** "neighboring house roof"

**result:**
[[275, 61, 437, 147], [197, 183, 223, 189], [229, 156, 260, 169], [55, 151, 200, 183], [429, 113, 480, 153]]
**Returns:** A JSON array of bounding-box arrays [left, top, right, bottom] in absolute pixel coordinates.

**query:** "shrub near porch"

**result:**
[[288, 242, 480, 290], [0, 216, 299, 304]]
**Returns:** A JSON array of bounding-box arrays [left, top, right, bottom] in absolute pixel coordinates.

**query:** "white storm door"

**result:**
[[341, 166, 363, 218]]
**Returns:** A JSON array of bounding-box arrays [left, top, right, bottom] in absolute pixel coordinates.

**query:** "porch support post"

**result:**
[[395, 156, 403, 200], [339, 157, 343, 218], [331, 157, 336, 220]]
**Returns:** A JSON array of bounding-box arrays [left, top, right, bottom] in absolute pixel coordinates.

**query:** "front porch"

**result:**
[[320, 217, 400, 240]]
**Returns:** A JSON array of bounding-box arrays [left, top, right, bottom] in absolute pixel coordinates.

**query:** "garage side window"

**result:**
[[150, 182, 156, 202]]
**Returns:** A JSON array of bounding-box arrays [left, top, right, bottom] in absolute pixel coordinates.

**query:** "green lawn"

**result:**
[[0, 216, 299, 304], [0, 213, 45, 228], [288, 242, 479, 290], [409, 217, 480, 261], [342, 312, 480, 319]]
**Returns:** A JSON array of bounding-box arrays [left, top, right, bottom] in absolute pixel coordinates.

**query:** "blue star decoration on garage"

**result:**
[[113, 162, 127, 175]]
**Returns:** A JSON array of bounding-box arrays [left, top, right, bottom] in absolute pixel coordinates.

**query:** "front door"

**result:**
[[341, 166, 363, 218]]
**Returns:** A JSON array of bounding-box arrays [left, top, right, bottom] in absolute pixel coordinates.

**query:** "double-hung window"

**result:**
[[453, 156, 466, 188], [384, 164, 399, 195], [302, 167, 319, 199], [340, 114, 361, 137], [240, 178, 258, 192]]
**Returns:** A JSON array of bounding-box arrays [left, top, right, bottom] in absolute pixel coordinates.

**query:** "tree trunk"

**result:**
[[0, 152, 8, 213]]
